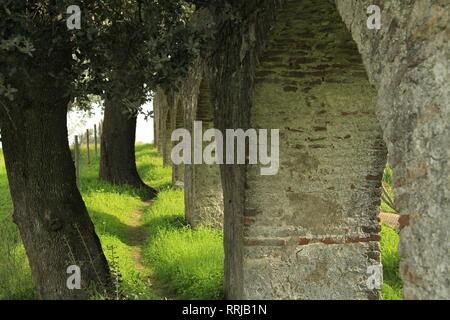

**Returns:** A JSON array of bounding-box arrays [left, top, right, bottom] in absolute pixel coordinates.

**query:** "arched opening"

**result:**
[[240, 0, 387, 299], [335, 0, 449, 300], [378, 162, 403, 299], [184, 76, 224, 229], [154, 0, 448, 301]]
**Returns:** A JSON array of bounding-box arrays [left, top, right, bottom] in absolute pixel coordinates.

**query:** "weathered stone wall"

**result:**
[[242, 0, 387, 299], [181, 61, 224, 228], [335, 0, 450, 299]]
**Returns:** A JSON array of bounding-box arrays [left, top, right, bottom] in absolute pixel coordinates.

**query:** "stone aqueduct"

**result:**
[[152, 0, 449, 299]]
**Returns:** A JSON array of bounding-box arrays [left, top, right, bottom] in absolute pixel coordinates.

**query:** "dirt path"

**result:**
[[128, 200, 177, 300], [129, 201, 150, 272]]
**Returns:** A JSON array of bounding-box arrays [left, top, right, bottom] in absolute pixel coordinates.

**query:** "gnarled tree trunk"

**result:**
[[0, 97, 113, 300]]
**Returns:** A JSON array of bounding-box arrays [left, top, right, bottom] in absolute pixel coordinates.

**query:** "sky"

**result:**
[[67, 101, 154, 145]]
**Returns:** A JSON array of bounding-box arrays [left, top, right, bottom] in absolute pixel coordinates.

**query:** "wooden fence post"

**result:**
[[74, 135, 80, 188], [94, 124, 98, 156], [98, 121, 102, 158], [86, 129, 91, 165]]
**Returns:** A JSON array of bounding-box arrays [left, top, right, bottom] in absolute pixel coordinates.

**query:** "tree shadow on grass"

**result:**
[[154, 181, 173, 191], [141, 213, 187, 239], [136, 162, 160, 174], [80, 179, 150, 201], [135, 144, 159, 159], [89, 209, 144, 247], [137, 162, 173, 191], [135, 143, 155, 150]]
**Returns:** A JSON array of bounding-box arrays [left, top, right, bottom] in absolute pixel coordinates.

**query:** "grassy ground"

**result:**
[[0, 144, 223, 300], [381, 164, 397, 214], [380, 224, 402, 300], [379, 163, 403, 300], [0, 144, 400, 300], [141, 189, 224, 299], [135, 144, 224, 299], [0, 151, 37, 299]]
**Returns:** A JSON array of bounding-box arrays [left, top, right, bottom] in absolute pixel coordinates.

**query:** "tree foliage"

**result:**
[[0, 0, 212, 113]]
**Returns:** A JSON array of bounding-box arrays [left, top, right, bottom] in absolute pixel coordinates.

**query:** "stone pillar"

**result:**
[[155, 88, 174, 167], [181, 62, 224, 228], [207, 0, 284, 299], [172, 96, 185, 189], [335, 0, 450, 299], [153, 92, 161, 152]]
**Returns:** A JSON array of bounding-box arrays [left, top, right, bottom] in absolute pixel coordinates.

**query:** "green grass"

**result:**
[[141, 190, 224, 299], [0, 143, 223, 300], [0, 149, 37, 299], [381, 163, 397, 214], [69, 144, 159, 299], [135, 144, 172, 190], [379, 163, 403, 299], [74, 143, 223, 299], [0, 144, 401, 300], [380, 224, 403, 300], [383, 163, 393, 185]]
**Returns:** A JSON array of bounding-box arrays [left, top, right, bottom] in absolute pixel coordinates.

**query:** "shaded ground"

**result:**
[[129, 201, 151, 271]]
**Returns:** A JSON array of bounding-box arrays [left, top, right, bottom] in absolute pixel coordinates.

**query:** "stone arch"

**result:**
[[207, 0, 448, 300], [242, 0, 386, 300], [185, 76, 223, 228], [180, 62, 224, 229], [335, 0, 449, 299]]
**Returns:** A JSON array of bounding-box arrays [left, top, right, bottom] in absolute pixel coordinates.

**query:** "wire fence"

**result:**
[[72, 121, 103, 187]]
